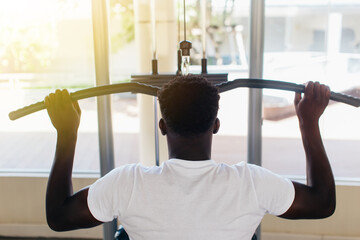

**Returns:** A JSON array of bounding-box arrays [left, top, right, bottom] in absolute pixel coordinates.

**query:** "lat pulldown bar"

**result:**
[[8, 78, 360, 121]]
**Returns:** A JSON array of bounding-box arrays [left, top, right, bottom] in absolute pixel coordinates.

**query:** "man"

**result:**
[[44, 75, 335, 239]]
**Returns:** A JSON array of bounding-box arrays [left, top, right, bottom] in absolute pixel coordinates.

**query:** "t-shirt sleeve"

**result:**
[[87, 165, 135, 222], [248, 164, 295, 216]]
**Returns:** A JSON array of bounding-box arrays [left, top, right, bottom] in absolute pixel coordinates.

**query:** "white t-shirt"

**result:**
[[88, 159, 295, 240]]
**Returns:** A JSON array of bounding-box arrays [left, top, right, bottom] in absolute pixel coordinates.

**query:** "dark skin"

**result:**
[[44, 89, 102, 231], [44, 81, 335, 231], [159, 117, 220, 160], [280, 81, 335, 219]]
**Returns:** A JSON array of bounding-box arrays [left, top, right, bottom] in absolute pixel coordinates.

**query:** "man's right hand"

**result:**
[[45, 89, 81, 134], [44, 89, 102, 231]]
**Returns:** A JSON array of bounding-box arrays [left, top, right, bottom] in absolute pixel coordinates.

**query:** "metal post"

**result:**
[[91, 0, 117, 239], [248, 0, 265, 239], [154, 97, 160, 166]]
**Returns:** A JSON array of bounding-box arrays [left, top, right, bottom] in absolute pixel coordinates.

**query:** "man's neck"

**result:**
[[167, 131, 213, 161]]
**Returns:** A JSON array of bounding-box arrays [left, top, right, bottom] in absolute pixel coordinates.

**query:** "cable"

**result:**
[[183, 0, 186, 40], [178, 0, 180, 43]]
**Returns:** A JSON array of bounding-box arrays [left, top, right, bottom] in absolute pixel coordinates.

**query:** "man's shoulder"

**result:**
[[105, 163, 140, 178], [230, 162, 288, 181], [112, 162, 163, 175]]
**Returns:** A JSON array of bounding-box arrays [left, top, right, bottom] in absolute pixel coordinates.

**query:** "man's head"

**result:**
[[157, 75, 220, 138]]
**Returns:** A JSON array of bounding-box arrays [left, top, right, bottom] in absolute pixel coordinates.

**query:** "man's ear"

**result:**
[[159, 118, 167, 135], [213, 118, 220, 134]]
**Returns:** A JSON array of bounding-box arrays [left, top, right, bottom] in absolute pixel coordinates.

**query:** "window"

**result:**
[[0, 0, 98, 173], [0, 0, 142, 173], [262, 0, 360, 179], [3, 0, 359, 179]]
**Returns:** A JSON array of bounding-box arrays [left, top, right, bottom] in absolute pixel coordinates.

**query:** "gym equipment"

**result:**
[[8, 78, 360, 121]]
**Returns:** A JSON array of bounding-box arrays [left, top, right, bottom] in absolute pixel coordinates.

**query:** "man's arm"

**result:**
[[280, 81, 336, 219], [45, 89, 103, 231]]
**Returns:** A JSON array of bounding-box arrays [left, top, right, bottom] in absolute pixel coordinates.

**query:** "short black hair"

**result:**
[[157, 75, 220, 137]]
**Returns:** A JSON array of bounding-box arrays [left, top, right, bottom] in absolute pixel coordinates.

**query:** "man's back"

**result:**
[[88, 159, 294, 240]]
